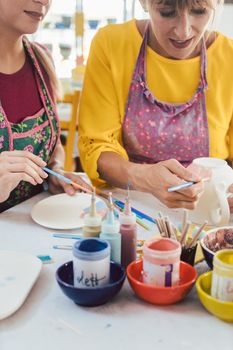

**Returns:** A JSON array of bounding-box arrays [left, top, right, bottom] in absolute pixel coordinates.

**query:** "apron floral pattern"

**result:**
[[122, 22, 209, 166], [0, 36, 59, 212]]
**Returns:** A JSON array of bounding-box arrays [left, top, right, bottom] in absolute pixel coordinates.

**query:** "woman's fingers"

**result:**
[[48, 170, 92, 196], [1, 150, 46, 167], [163, 159, 202, 183], [0, 151, 48, 183], [0, 151, 48, 203], [162, 182, 203, 208], [6, 162, 48, 184], [162, 198, 199, 210], [146, 160, 205, 209], [59, 174, 92, 195], [227, 185, 233, 212], [0, 172, 38, 202], [187, 163, 212, 180], [170, 181, 204, 198]]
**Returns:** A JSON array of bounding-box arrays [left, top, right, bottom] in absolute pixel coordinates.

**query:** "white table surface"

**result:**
[[0, 188, 233, 350]]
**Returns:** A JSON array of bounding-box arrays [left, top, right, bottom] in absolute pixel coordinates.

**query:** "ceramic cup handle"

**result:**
[[210, 182, 230, 225]]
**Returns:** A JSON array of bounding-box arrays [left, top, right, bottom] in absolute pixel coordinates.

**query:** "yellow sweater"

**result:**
[[78, 19, 233, 186]]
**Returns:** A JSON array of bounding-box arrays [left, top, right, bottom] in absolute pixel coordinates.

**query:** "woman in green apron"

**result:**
[[0, 0, 90, 212]]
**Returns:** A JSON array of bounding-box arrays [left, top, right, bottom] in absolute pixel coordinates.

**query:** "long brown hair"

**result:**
[[31, 42, 62, 101]]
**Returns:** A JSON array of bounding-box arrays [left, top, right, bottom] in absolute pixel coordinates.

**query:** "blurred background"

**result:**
[[32, 0, 233, 92], [31, 0, 233, 172]]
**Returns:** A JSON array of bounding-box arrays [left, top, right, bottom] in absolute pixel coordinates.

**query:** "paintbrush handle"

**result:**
[[188, 221, 208, 248], [43, 167, 72, 184], [168, 181, 194, 192], [168, 178, 209, 193], [43, 167, 93, 194], [53, 245, 72, 250], [179, 221, 191, 245], [114, 200, 156, 224], [70, 181, 93, 194]]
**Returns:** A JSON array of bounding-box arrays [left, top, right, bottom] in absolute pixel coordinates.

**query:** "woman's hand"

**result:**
[[46, 141, 92, 195], [0, 150, 48, 203], [227, 184, 233, 213], [131, 159, 205, 209], [48, 169, 92, 195]]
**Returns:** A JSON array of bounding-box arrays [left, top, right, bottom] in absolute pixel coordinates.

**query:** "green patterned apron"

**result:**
[[0, 36, 59, 212]]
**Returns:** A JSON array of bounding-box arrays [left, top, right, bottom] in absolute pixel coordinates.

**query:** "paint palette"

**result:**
[[0, 251, 42, 320], [31, 193, 107, 230]]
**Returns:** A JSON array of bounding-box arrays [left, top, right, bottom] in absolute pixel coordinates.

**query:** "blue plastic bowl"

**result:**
[[56, 261, 126, 307], [200, 238, 214, 269]]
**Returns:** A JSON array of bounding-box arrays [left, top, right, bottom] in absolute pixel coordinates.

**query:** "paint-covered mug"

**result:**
[[188, 157, 233, 226]]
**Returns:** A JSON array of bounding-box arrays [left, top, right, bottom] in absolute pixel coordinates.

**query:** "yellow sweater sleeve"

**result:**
[[78, 28, 129, 186]]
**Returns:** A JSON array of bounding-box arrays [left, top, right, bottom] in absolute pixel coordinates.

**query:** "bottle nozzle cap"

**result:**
[[84, 214, 102, 227], [119, 212, 136, 225]]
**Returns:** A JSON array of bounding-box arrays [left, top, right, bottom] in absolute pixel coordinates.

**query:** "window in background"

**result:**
[[31, 0, 233, 86]]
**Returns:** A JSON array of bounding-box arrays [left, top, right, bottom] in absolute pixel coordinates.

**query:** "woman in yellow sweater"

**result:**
[[79, 0, 233, 210]]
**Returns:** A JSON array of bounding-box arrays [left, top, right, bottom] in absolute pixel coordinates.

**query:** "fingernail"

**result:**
[[41, 159, 47, 166], [68, 188, 75, 195]]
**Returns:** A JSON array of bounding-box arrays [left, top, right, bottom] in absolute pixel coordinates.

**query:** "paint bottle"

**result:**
[[73, 238, 110, 288], [119, 194, 137, 268], [100, 193, 121, 264], [83, 188, 102, 238], [143, 237, 181, 287], [211, 249, 233, 302]]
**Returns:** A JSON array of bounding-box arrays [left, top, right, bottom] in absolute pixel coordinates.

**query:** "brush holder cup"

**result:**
[[180, 244, 198, 266]]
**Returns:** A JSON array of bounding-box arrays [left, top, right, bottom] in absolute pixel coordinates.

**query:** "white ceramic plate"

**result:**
[[31, 193, 107, 229], [0, 251, 42, 320]]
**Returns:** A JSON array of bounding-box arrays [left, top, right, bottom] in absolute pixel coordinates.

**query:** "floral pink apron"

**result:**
[[123, 23, 209, 165], [0, 37, 59, 212]]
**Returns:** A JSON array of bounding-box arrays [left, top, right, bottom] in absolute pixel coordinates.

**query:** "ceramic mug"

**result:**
[[188, 157, 233, 226]]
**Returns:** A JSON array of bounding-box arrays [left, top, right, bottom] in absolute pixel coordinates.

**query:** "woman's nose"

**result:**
[[33, 0, 50, 6], [174, 12, 192, 40]]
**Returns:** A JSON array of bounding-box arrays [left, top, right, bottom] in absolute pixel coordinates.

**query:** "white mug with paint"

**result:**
[[189, 157, 233, 226]]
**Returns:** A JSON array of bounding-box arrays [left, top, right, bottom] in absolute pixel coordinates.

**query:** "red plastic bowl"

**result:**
[[127, 260, 197, 305]]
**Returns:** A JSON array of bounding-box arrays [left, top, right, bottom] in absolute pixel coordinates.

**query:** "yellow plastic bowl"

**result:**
[[196, 271, 233, 322]]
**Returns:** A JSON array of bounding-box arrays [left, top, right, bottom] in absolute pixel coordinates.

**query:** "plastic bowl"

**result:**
[[200, 226, 233, 269], [196, 271, 233, 322], [127, 260, 197, 305], [56, 261, 126, 307]]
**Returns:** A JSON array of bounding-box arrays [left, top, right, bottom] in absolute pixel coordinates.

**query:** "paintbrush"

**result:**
[[167, 177, 209, 192], [187, 220, 208, 248], [43, 167, 93, 194]]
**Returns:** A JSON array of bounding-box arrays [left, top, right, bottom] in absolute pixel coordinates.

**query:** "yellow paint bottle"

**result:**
[[83, 189, 102, 238], [211, 249, 233, 302]]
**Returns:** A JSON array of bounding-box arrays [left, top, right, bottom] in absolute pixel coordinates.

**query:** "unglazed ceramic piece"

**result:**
[[31, 193, 107, 229], [0, 251, 42, 320]]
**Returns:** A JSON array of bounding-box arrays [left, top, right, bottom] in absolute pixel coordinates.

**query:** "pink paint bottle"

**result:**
[[143, 238, 181, 287], [119, 194, 137, 268]]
